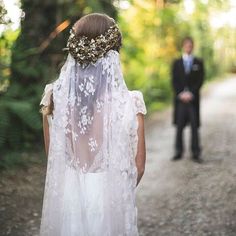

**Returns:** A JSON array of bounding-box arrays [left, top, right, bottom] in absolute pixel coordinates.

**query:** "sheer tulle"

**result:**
[[40, 50, 146, 236]]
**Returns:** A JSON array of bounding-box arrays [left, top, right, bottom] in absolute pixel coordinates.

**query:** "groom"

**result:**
[[171, 37, 204, 162]]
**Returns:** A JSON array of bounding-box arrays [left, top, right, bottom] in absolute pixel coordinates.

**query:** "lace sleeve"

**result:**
[[129, 90, 147, 115], [40, 84, 53, 106]]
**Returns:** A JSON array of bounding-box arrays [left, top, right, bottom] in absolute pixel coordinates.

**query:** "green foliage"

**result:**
[[120, 0, 179, 113], [0, 151, 45, 170], [85, 0, 117, 18], [0, 152, 27, 169], [0, 0, 10, 25], [0, 30, 19, 92], [0, 0, 118, 157], [119, 0, 235, 115], [0, 83, 42, 150], [1, 0, 236, 165]]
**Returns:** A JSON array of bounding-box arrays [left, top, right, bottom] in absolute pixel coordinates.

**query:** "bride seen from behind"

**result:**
[[40, 13, 147, 236]]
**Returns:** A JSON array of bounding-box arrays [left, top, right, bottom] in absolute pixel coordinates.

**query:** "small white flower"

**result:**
[[86, 81, 95, 95], [65, 127, 71, 134], [77, 97, 81, 106], [81, 106, 87, 114], [79, 83, 84, 91], [96, 99, 104, 112], [81, 114, 88, 126], [88, 138, 98, 152], [80, 128, 85, 134], [88, 76, 94, 82], [72, 130, 79, 141]]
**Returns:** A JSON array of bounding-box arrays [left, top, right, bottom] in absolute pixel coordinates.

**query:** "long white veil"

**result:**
[[40, 50, 141, 235]]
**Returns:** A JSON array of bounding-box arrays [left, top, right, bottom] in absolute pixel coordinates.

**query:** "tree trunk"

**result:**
[[3, 0, 117, 151]]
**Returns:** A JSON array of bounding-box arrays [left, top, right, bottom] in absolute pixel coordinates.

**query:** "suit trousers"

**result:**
[[175, 101, 200, 155]]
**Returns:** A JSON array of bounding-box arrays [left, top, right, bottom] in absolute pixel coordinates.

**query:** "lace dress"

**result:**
[[39, 51, 146, 236]]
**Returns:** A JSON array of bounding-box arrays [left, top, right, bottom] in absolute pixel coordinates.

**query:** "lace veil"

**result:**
[[52, 50, 140, 172], [40, 50, 146, 235]]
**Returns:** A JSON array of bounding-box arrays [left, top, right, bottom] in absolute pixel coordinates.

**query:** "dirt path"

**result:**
[[0, 76, 236, 236], [137, 76, 236, 236]]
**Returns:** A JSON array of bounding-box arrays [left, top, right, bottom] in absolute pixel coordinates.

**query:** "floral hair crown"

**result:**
[[65, 24, 121, 67]]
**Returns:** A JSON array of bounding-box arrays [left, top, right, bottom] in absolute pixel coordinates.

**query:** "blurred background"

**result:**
[[0, 0, 236, 235], [0, 0, 236, 160]]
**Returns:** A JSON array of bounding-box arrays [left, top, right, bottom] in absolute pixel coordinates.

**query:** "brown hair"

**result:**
[[74, 13, 122, 51], [182, 36, 194, 46], [41, 13, 121, 116]]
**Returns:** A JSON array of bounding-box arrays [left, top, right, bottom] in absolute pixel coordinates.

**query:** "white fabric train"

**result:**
[[40, 50, 146, 236]]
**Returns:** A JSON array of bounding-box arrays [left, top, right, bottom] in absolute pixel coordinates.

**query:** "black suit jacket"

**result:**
[[171, 57, 205, 127]]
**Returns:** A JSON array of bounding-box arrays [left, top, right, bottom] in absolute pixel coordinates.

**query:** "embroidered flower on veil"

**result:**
[[78, 106, 94, 134], [88, 138, 98, 152]]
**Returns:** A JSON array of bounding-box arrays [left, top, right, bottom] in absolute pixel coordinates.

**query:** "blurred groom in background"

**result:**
[[171, 37, 205, 163]]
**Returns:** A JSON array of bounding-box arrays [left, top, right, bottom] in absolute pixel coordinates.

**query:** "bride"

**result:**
[[39, 13, 147, 236]]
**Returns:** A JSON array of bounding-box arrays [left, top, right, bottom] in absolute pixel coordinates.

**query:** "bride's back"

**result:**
[[40, 13, 146, 236]]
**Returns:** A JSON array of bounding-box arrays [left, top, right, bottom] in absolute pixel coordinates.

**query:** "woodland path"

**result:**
[[137, 75, 236, 236], [0, 76, 236, 236]]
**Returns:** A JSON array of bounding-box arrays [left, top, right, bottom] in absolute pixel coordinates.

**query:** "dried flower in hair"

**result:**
[[65, 24, 122, 67]]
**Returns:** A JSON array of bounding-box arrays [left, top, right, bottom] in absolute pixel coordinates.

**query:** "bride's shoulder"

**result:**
[[40, 83, 53, 106], [129, 90, 147, 115]]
